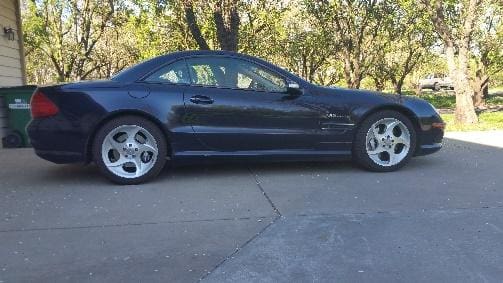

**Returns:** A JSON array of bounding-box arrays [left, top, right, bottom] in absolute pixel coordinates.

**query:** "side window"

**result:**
[[145, 60, 190, 84], [246, 65, 287, 92], [185, 57, 287, 92], [191, 64, 219, 86]]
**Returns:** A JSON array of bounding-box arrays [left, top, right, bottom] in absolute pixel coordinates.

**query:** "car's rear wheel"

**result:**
[[93, 116, 167, 185], [353, 110, 416, 172], [433, 82, 440, 91]]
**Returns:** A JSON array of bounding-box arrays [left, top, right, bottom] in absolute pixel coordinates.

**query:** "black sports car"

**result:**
[[27, 50, 444, 184]]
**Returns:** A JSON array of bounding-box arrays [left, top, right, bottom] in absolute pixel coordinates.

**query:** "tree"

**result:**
[[306, 0, 387, 89], [472, 0, 503, 107], [24, 0, 118, 82], [91, 22, 137, 79], [21, 0, 502, 95], [238, 0, 285, 59], [370, 0, 435, 94], [421, 0, 481, 124], [127, 0, 198, 57], [277, 1, 340, 84], [183, 0, 240, 51]]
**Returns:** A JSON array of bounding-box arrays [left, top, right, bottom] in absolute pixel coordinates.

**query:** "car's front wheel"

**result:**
[[353, 110, 416, 172], [93, 116, 167, 185]]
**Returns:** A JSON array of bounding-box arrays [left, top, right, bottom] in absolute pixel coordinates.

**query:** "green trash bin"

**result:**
[[0, 85, 37, 148]]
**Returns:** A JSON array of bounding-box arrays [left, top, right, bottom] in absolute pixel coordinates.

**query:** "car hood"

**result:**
[[313, 85, 435, 110], [312, 85, 441, 127], [315, 86, 403, 102]]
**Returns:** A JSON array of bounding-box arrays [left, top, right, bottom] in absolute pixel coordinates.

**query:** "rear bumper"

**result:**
[[27, 118, 88, 164], [33, 149, 85, 164]]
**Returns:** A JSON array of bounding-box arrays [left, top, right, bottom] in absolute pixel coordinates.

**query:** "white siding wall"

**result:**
[[0, 0, 25, 87], [0, 0, 25, 141]]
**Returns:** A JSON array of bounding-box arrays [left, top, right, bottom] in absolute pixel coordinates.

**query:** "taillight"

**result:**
[[30, 90, 59, 118]]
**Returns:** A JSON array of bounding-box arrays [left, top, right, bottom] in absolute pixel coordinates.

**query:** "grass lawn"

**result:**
[[490, 86, 503, 95], [441, 112, 503, 131], [417, 93, 503, 109], [402, 87, 503, 109], [386, 89, 503, 131]]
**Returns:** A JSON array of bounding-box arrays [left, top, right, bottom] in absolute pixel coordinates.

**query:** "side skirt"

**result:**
[[172, 149, 352, 165]]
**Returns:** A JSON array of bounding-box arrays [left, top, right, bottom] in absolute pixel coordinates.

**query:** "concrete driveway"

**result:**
[[0, 132, 502, 282]]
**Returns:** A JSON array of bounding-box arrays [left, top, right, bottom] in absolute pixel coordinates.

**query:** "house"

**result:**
[[1, 0, 27, 145], [0, 0, 26, 87]]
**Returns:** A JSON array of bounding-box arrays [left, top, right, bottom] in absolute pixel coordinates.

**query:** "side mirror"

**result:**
[[288, 82, 300, 89], [286, 81, 302, 96]]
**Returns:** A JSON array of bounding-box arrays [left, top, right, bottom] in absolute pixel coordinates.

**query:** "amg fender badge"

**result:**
[[326, 113, 346, 118]]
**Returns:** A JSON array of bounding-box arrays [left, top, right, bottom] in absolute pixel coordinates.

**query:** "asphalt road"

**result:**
[[0, 133, 502, 283]]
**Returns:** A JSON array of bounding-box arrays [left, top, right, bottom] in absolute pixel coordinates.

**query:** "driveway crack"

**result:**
[[197, 168, 283, 281], [199, 214, 281, 281], [0, 216, 272, 233], [248, 167, 282, 217]]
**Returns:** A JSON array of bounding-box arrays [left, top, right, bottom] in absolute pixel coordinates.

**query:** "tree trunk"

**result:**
[[184, 1, 239, 51], [416, 84, 422, 95], [472, 72, 489, 108], [422, 0, 480, 125], [393, 83, 402, 95], [213, 0, 240, 51], [374, 77, 385, 91], [342, 53, 361, 89], [392, 77, 404, 94], [351, 58, 361, 89], [184, 2, 210, 50], [375, 82, 385, 91], [342, 54, 353, 88], [445, 45, 478, 124], [455, 85, 479, 123], [348, 77, 361, 89]]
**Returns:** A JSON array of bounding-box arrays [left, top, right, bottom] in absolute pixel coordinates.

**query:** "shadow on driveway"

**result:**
[[0, 137, 501, 282]]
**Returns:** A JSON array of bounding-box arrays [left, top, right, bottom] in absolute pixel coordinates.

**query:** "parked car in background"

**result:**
[[419, 74, 454, 91], [27, 50, 445, 184]]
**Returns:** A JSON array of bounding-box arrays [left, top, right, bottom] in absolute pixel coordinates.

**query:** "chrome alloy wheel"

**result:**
[[101, 125, 159, 178], [365, 118, 411, 167]]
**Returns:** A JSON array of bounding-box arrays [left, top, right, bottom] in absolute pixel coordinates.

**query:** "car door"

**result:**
[[140, 59, 204, 153], [182, 56, 327, 152]]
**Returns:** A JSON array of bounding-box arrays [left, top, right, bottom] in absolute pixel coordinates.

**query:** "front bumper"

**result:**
[[415, 123, 444, 156], [416, 143, 442, 156]]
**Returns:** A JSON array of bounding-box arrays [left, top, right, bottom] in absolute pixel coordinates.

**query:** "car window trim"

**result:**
[[140, 81, 191, 86], [137, 55, 293, 94], [138, 58, 191, 85], [183, 55, 289, 94], [186, 82, 288, 94]]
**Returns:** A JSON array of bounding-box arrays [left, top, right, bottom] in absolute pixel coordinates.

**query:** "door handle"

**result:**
[[189, 95, 214, 104]]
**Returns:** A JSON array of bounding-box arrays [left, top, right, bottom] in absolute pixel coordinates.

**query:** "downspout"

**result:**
[[15, 0, 27, 85]]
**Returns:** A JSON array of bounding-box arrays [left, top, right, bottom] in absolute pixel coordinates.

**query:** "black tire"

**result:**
[[2, 131, 23, 148], [93, 115, 167, 185], [353, 110, 417, 172], [433, 82, 440, 91]]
